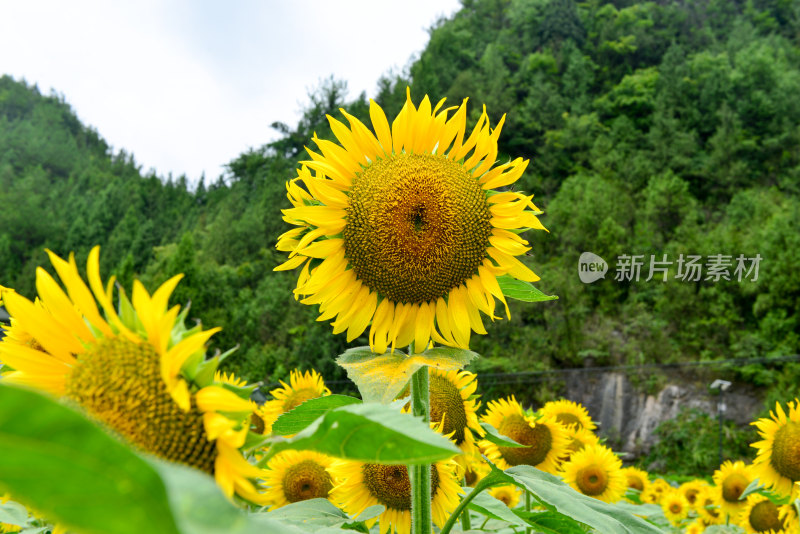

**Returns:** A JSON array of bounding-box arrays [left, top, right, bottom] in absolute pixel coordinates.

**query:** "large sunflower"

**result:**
[[480, 397, 569, 474], [737, 494, 790, 534], [713, 460, 754, 518], [559, 443, 627, 503], [0, 248, 265, 503], [261, 450, 339, 509], [330, 460, 462, 534], [751, 399, 800, 498], [275, 91, 546, 353]]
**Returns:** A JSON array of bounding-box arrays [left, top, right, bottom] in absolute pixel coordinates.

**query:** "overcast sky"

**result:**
[[0, 1, 462, 184]]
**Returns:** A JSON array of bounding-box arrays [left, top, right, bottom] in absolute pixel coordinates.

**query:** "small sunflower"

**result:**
[[0, 248, 265, 503], [713, 460, 754, 518], [260, 369, 331, 434], [738, 494, 788, 534], [680, 479, 710, 510], [696, 485, 724, 525], [488, 484, 521, 508], [480, 397, 569, 474], [275, 90, 547, 353], [562, 424, 600, 462], [641, 478, 671, 504], [661, 489, 690, 526], [331, 460, 462, 534], [463, 454, 490, 487], [539, 399, 596, 431], [752, 399, 800, 498], [685, 519, 706, 534], [261, 450, 338, 509], [559, 443, 627, 503], [621, 466, 650, 494]]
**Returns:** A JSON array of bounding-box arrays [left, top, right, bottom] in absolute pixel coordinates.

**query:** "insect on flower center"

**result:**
[[576, 465, 608, 496], [497, 414, 553, 467], [344, 153, 493, 304], [721, 473, 749, 502], [361, 464, 440, 511], [749, 500, 784, 532], [282, 459, 333, 503], [770, 421, 800, 481], [429, 374, 469, 445], [65, 337, 216, 473]]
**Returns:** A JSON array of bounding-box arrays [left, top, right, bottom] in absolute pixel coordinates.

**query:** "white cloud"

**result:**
[[0, 0, 460, 183]]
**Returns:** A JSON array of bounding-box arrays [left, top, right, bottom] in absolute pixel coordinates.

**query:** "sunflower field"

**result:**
[[2, 88, 799, 534]]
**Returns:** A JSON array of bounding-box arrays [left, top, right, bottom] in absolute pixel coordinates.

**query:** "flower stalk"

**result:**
[[410, 365, 432, 534]]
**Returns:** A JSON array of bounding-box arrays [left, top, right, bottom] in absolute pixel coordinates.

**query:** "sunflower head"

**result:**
[[679, 479, 709, 510], [489, 484, 521, 509], [559, 443, 627, 503], [661, 490, 690, 526], [260, 369, 331, 434], [276, 90, 547, 353], [480, 397, 569, 473], [713, 460, 754, 518], [261, 450, 338, 509], [696, 485, 724, 525], [331, 459, 462, 534], [0, 247, 266, 503], [621, 466, 650, 494], [738, 494, 788, 534], [752, 399, 800, 498], [539, 399, 596, 431]]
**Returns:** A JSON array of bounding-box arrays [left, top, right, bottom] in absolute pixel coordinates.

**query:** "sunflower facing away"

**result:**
[[0, 248, 265, 503], [331, 460, 462, 534], [559, 443, 627, 503], [751, 399, 800, 498], [538, 399, 596, 431], [480, 396, 569, 474], [275, 90, 547, 353]]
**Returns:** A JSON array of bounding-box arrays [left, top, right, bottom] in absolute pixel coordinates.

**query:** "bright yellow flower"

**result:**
[[538, 399, 596, 431], [696, 485, 724, 525], [331, 460, 462, 534], [661, 489, 690, 525], [737, 494, 790, 533], [0, 247, 265, 503], [559, 443, 627, 503], [275, 90, 547, 353], [424, 368, 484, 454], [751, 399, 800, 498], [488, 484, 521, 508], [259, 369, 331, 434], [261, 450, 339, 509], [480, 396, 569, 474], [679, 479, 710, 511], [641, 477, 671, 504], [713, 460, 754, 519], [621, 466, 650, 495]]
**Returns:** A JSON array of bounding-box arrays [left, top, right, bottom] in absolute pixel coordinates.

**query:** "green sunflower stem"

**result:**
[[410, 365, 432, 534], [460, 477, 472, 531], [525, 491, 532, 534]]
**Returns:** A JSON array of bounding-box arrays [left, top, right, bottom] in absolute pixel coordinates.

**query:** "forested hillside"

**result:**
[[2, 0, 799, 401]]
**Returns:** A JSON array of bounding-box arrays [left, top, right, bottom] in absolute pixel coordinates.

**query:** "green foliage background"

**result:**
[[2, 1, 799, 415]]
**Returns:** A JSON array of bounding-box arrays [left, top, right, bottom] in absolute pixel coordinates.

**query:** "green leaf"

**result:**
[[467, 491, 528, 526], [336, 346, 477, 403], [479, 422, 526, 448], [496, 275, 558, 302], [0, 500, 29, 527], [514, 510, 587, 534], [265, 403, 459, 464], [503, 465, 663, 534], [0, 383, 181, 534], [740, 478, 765, 500], [272, 395, 362, 436], [263, 499, 349, 528]]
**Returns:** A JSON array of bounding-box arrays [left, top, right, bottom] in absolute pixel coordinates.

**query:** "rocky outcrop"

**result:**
[[559, 370, 763, 460]]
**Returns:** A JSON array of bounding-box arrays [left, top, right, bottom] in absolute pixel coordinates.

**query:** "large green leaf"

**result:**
[[0, 383, 180, 534], [496, 275, 558, 302], [0, 384, 350, 534], [479, 422, 526, 448], [265, 403, 459, 464], [336, 346, 477, 403], [513, 510, 588, 534], [263, 498, 350, 528], [0, 500, 29, 528], [503, 465, 663, 534], [467, 490, 528, 526], [272, 395, 362, 435]]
